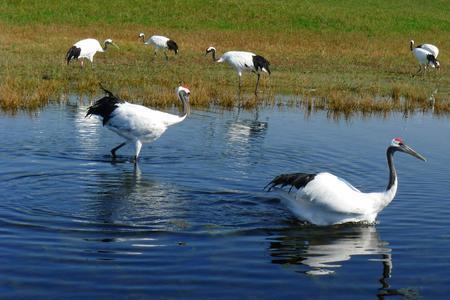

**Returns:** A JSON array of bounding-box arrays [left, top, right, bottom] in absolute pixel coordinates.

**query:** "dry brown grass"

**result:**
[[0, 22, 449, 115]]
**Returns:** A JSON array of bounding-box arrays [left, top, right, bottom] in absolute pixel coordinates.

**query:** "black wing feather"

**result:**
[[166, 40, 179, 54], [252, 55, 271, 74], [426, 54, 438, 65], [66, 46, 81, 64], [265, 173, 316, 192], [86, 85, 124, 126]]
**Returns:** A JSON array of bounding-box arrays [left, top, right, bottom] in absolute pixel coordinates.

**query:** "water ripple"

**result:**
[[1, 104, 449, 299]]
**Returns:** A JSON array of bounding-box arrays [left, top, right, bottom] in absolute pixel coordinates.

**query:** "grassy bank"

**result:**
[[0, 0, 449, 113]]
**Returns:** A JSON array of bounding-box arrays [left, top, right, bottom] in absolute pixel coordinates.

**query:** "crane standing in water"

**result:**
[[86, 84, 190, 163], [266, 138, 426, 226]]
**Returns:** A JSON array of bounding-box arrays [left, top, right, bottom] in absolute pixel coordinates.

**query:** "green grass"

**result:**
[[0, 0, 449, 113], [1, 0, 449, 34]]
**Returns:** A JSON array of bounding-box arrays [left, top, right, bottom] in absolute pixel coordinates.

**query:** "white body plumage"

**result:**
[[218, 51, 269, 77], [416, 43, 439, 58], [274, 172, 397, 226], [139, 33, 179, 60], [107, 102, 186, 143], [146, 35, 170, 50], [410, 40, 440, 72], [205, 47, 271, 95], [66, 38, 118, 67], [74, 39, 104, 62]]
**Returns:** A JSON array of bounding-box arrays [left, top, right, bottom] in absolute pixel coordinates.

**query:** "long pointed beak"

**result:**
[[402, 144, 426, 162], [112, 42, 119, 49]]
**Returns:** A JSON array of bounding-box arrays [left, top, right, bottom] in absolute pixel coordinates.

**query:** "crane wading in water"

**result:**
[[66, 38, 119, 68], [139, 33, 179, 61], [205, 46, 270, 95], [86, 84, 190, 163], [265, 138, 426, 226]]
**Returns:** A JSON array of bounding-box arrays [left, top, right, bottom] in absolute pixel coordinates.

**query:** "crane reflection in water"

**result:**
[[268, 224, 420, 299]]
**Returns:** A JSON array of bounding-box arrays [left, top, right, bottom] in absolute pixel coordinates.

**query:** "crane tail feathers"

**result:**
[[99, 83, 116, 98], [426, 54, 439, 67], [65, 46, 81, 64], [86, 86, 124, 125], [265, 173, 316, 192], [167, 40, 179, 54], [253, 55, 271, 75]]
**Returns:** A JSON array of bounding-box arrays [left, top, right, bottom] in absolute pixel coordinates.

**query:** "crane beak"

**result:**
[[112, 42, 119, 49], [401, 144, 426, 162]]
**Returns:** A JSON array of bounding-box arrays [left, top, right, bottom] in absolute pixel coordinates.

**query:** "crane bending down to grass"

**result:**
[[66, 38, 119, 67], [139, 33, 179, 61], [205, 46, 271, 95], [410, 40, 440, 75]]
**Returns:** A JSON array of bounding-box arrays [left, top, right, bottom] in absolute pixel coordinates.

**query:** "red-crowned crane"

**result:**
[[66, 38, 119, 67], [86, 84, 190, 163], [139, 33, 178, 61], [410, 40, 440, 74], [204, 46, 271, 96], [265, 138, 426, 226]]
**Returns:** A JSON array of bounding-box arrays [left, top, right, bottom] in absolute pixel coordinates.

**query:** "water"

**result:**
[[1, 102, 450, 299]]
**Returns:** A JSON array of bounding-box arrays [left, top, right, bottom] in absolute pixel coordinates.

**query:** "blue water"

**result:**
[[1, 102, 450, 299]]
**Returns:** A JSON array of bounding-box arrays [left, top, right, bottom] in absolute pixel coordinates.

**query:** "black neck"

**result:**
[[103, 43, 109, 51], [210, 49, 217, 61], [386, 146, 397, 190], [179, 94, 190, 117]]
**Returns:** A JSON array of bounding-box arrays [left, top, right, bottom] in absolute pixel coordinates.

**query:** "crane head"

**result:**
[[390, 138, 426, 161], [205, 46, 216, 56], [104, 39, 119, 49]]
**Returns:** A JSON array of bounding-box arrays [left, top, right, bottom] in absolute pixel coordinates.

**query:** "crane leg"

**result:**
[[413, 65, 421, 77], [133, 140, 143, 164], [255, 73, 261, 96], [111, 142, 127, 158], [164, 51, 169, 61], [416, 65, 422, 74]]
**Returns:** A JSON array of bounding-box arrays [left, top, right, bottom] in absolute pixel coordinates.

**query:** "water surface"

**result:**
[[1, 102, 450, 299]]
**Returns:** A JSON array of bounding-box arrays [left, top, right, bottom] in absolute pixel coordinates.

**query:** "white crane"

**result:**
[[66, 38, 119, 67], [265, 138, 426, 226], [139, 33, 179, 61], [410, 40, 440, 74], [86, 84, 190, 163], [205, 46, 271, 95]]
